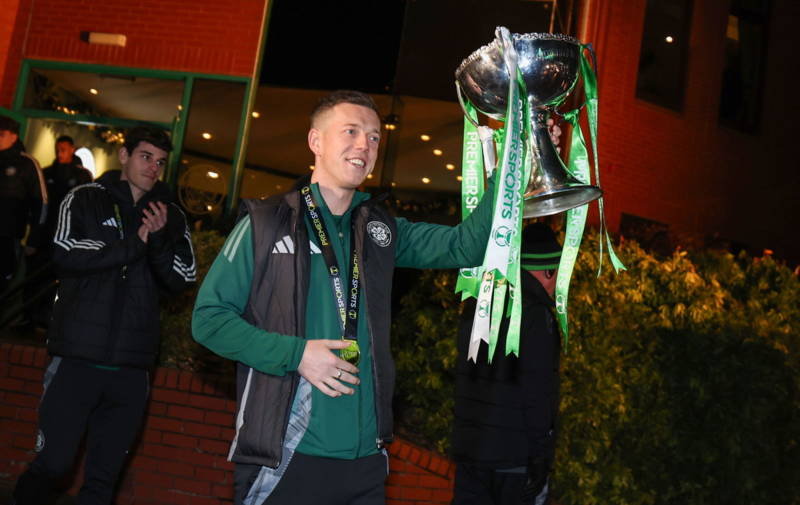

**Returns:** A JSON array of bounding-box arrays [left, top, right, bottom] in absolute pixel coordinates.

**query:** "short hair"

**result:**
[[0, 115, 20, 134], [310, 90, 380, 127], [55, 135, 75, 145], [123, 126, 173, 155]]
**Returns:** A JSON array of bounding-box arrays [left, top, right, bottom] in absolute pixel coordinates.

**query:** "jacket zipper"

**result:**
[[357, 205, 386, 450]]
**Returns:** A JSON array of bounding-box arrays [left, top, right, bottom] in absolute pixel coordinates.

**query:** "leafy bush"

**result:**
[[159, 229, 233, 376], [391, 269, 462, 453], [391, 231, 800, 505]]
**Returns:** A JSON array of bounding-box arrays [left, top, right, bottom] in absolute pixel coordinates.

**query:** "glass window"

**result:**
[[635, 0, 693, 111], [718, 0, 769, 133], [23, 68, 184, 124], [176, 79, 246, 216], [24, 118, 121, 177], [241, 0, 553, 208]]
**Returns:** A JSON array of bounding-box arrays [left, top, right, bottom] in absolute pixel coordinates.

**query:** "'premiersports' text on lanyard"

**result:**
[[299, 186, 362, 349]]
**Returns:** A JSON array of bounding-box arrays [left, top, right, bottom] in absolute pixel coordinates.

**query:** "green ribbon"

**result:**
[[503, 87, 532, 357], [469, 27, 527, 362], [580, 46, 626, 276], [456, 102, 487, 300], [555, 106, 591, 347], [465, 34, 627, 360], [553, 45, 626, 347]]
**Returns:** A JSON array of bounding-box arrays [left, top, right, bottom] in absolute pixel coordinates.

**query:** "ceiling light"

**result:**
[[206, 205, 213, 211], [367, 174, 373, 179], [420, 134, 431, 141], [89, 88, 99, 95], [421, 177, 431, 184], [276, 185, 283, 190], [446, 163, 455, 170], [391, 182, 396, 187], [202, 132, 212, 140], [665, 35, 674, 43], [177, 105, 183, 111], [251, 111, 261, 118], [207, 171, 219, 179], [384, 113, 400, 131], [456, 175, 463, 181], [432, 149, 443, 156], [309, 165, 315, 170]]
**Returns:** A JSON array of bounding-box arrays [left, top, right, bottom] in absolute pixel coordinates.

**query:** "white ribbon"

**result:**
[[468, 271, 495, 362], [482, 28, 524, 277], [477, 125, 497, 177]]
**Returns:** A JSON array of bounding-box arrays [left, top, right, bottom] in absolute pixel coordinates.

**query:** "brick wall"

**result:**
[[0, 0, 266, 107], [0, 342, 454, 504], [585, 0, 798, 261], [0, 0, 27, 108]]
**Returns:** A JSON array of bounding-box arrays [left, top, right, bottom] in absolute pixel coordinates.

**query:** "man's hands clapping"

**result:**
[[138, 201, 168, 243]]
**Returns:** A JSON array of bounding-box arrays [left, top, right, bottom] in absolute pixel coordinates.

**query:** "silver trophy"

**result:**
[[456, 31, 602, 218]]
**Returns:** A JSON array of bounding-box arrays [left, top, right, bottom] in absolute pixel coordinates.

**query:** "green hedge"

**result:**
[[391, 232, 800, 505], [161, 229, 800, 504], [159, 230, 232, 376]]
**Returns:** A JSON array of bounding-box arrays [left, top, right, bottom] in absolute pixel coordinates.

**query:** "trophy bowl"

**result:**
[[455, 31, 601, 218], [455, 33, 582, 117]]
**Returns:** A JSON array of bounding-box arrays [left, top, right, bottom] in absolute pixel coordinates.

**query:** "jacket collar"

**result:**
[[521, 271, 556, 308], [97, 170, 172, 206]]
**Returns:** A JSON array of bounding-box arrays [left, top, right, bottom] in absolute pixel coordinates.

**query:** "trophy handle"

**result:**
[[455, 81, 481, 128]]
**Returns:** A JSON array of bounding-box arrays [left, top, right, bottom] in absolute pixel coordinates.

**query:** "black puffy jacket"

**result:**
[[451, 272, 561, 469], [0, 142, 46, 243], [47, 170, 196, 368]]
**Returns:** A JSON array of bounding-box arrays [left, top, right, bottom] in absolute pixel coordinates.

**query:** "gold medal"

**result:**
[[340, 339, 360, 366]]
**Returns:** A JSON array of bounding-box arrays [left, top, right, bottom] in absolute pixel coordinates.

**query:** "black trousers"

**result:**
[[1, 236, 19, 293], [13, 357, 149, 505], [452, 463, 545, 505], [238, 451, 387, 505]]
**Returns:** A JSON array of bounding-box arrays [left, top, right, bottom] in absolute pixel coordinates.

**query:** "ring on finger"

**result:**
[[336, 369, 342, 379]]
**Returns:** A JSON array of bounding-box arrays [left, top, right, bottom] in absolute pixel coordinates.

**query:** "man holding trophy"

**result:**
[[192, 90, 496, 505]]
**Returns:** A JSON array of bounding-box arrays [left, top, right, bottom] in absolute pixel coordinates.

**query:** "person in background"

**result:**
[[451, 222, 562, 505], [12, 126, 197, 505], [0, 115, 46, 294], [24, 135, 93, 327], [43, 135, 93, 220]]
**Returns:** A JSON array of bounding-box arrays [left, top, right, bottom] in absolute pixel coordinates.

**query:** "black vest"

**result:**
[[231, 180, 398, 467]]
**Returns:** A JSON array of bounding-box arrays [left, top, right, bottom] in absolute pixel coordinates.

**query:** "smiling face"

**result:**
[[118, 141, 168, 203], [308, 103, 381, 191]]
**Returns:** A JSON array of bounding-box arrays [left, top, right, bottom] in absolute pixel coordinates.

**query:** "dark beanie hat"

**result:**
[[0, 115, 20, 134], [520, 222, 562, 271]]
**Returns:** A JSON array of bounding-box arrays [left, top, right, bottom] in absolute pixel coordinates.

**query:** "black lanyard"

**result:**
[[299, 186, 361, 341]]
